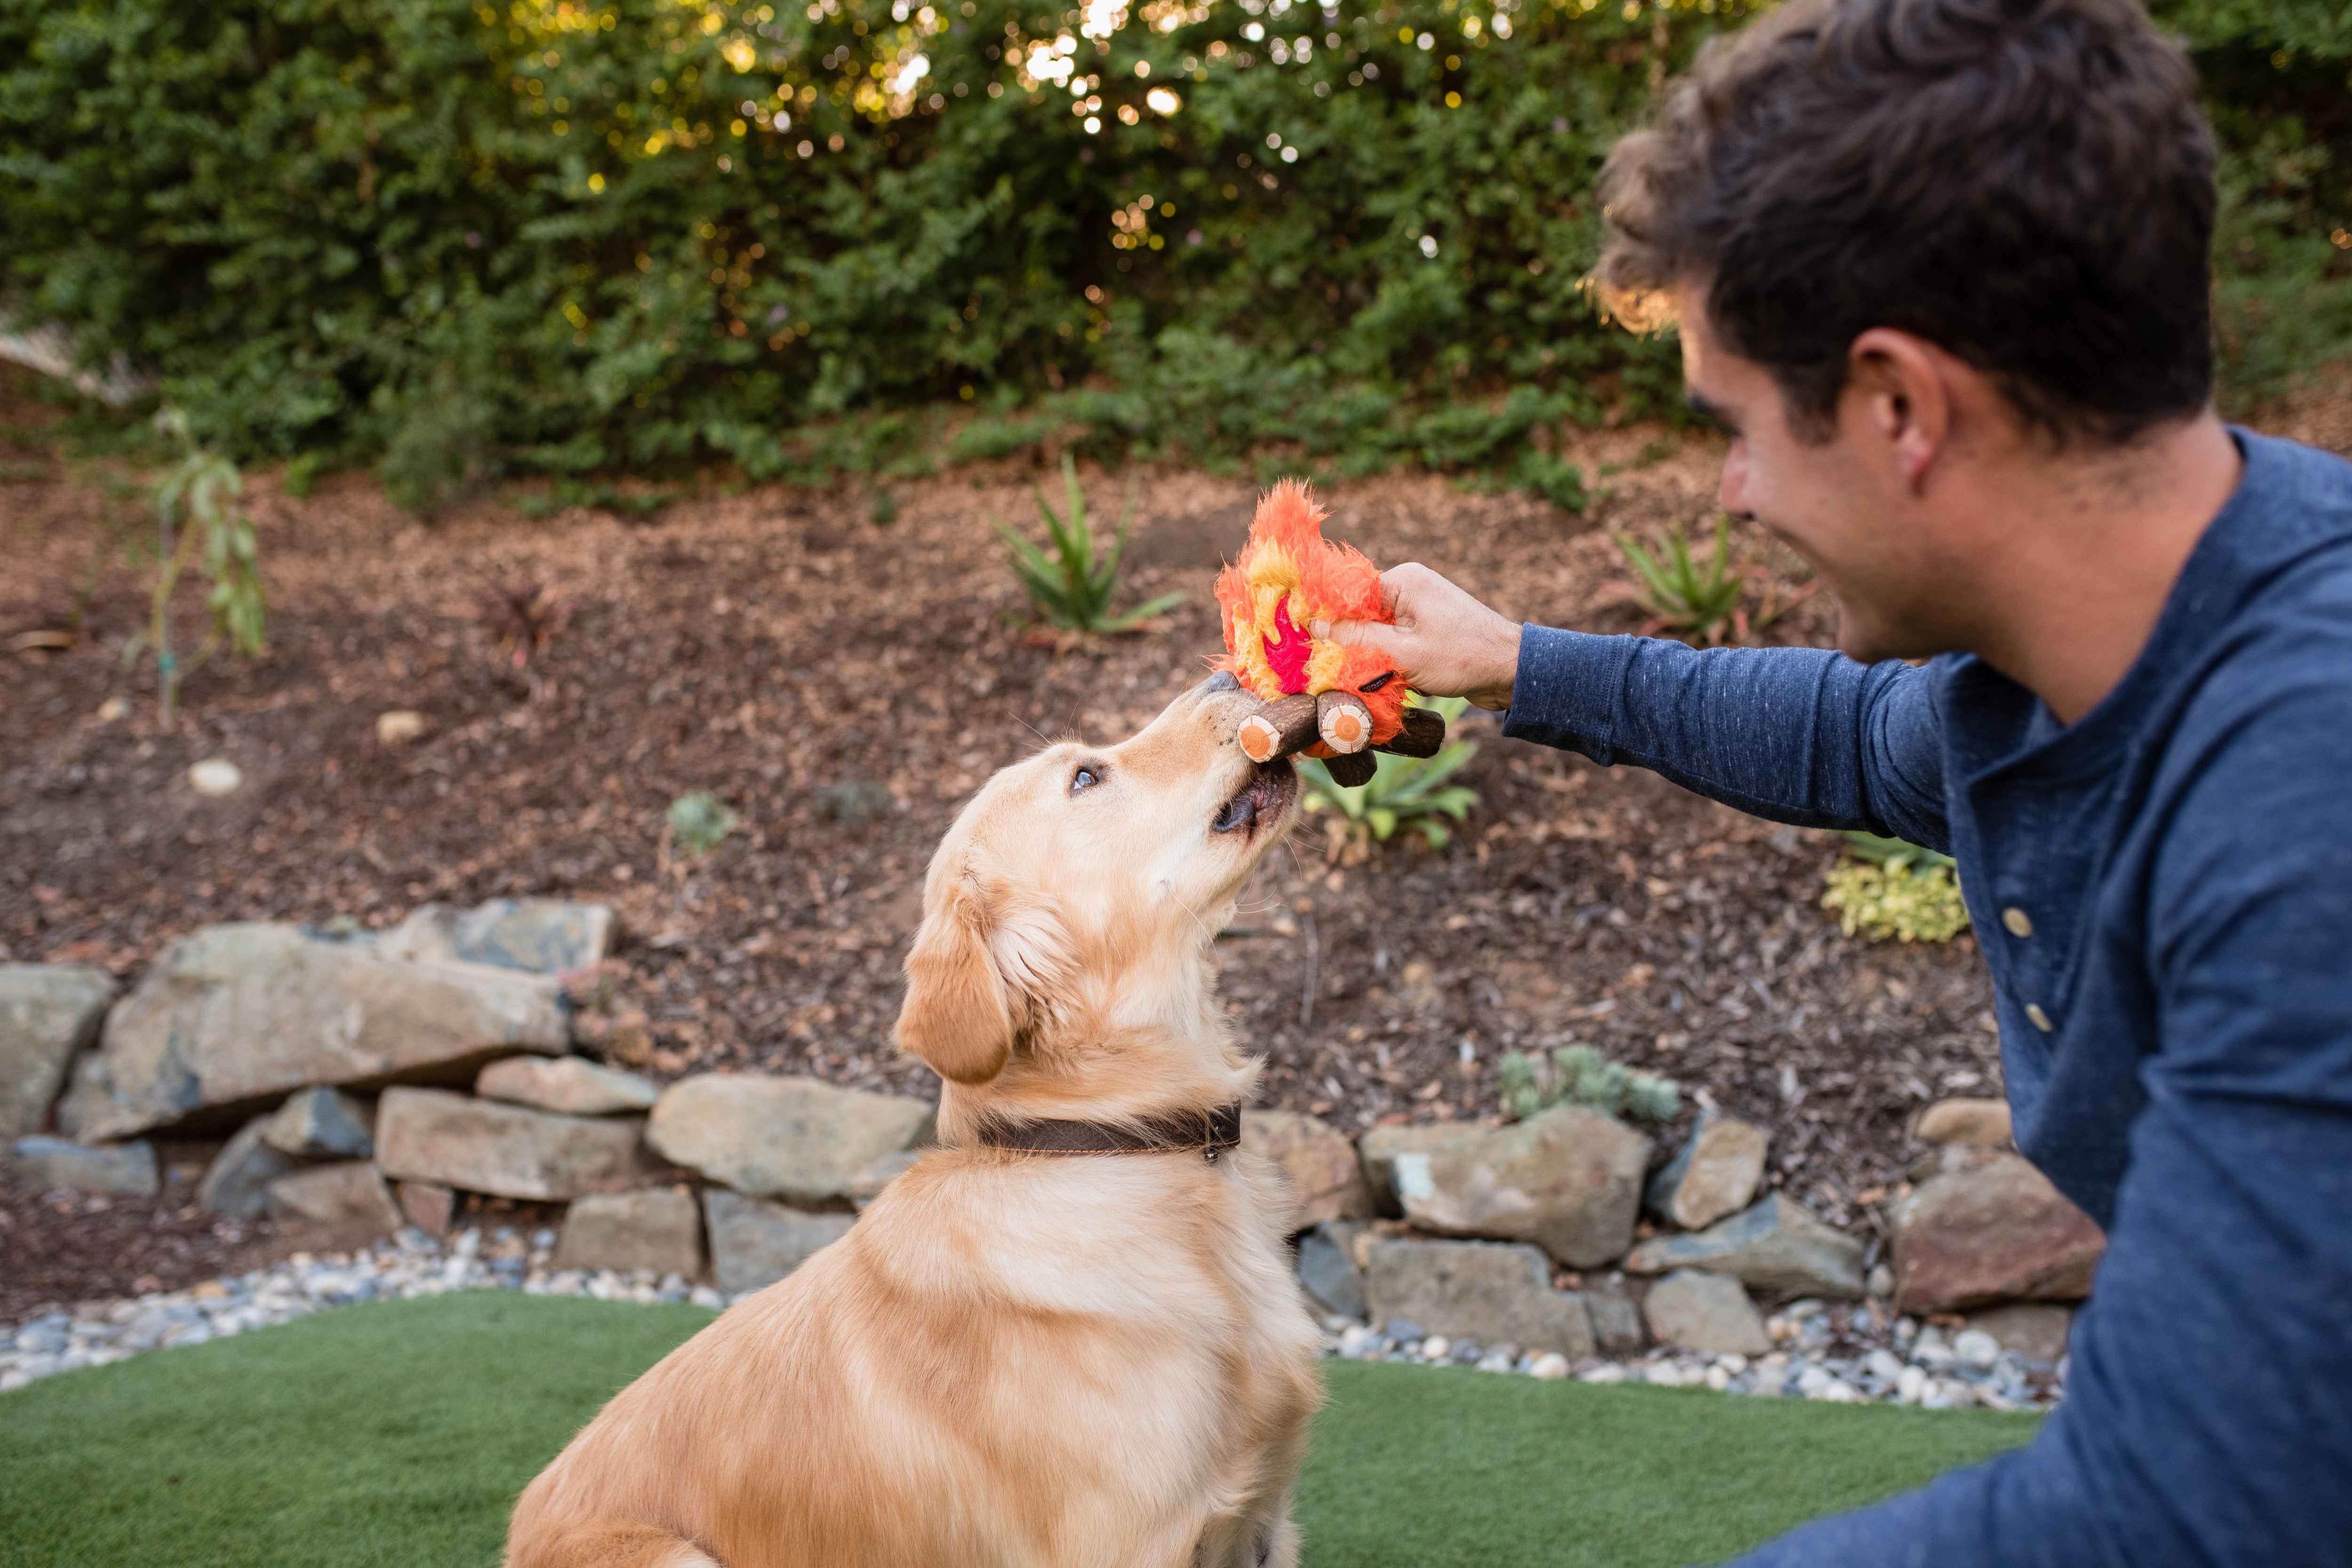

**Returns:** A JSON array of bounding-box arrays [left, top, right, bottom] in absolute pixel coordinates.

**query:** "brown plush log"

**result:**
[[1316, 689, 1375, 754], [1237, 692, 1321, 764], [1373, 705, 1449, 759], [1322, 749, 1379, 788]]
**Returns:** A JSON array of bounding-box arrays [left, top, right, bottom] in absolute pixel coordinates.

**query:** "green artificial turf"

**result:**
[[0, 1294, 2036, 1568]]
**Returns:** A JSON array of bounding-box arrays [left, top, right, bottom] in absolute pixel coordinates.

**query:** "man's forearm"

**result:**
[[1499, 626, 1951, 848]]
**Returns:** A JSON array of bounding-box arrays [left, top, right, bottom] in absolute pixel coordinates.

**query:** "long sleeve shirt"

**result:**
[[1499, 429, 2352, 1566]]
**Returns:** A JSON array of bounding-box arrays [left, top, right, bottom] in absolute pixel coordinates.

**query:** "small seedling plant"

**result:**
[[1821, 830, 1971, 943], [125, 410, 268, 724], [666, 791, 739, 859], [1497, 1043, 1682, 1124], [1297, 696, 1479, 856], [993, 454, 1184, 633]]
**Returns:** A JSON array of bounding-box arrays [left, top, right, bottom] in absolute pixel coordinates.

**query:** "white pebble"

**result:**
[[1578, 1362, 1627, 1384], [1953, 1329, 2001, 1370], [1421, 1336, 1449, 1362], [188, 758, 243, 796], [1528, 1353, 1571, 1380]]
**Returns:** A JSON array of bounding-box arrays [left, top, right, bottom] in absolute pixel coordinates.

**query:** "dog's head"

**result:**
[[895, 672, 1297, 1125]]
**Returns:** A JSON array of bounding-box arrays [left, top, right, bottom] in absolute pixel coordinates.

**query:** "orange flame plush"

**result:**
[[1214, 481, 1411, 759]]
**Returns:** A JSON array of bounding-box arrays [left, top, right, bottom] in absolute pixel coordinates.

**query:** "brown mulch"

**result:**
[[0, 1143, 289, 1322], [16, 364, 2336, 1308]]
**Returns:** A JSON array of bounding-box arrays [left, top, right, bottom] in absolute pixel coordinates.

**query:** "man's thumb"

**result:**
[[1311, 615, 1393, 649]]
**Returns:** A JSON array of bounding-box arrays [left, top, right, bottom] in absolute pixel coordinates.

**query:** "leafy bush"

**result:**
[[993, 453, 1183, 630], [1299, 694, 1478, 851], [0, 0, 2336, 493], [1821, 831, 1970, 944], [1498, 1042, 1680, 1124]]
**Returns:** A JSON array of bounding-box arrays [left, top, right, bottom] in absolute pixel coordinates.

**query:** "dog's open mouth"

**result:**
[[1211, 760, 1298, 837]]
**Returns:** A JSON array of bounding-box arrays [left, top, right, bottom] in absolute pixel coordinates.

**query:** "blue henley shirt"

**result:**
[[1499, 429, 2352, 1566]]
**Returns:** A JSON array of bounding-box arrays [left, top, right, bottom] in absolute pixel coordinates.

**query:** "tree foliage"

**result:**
[[0, 0, 2340, 495]]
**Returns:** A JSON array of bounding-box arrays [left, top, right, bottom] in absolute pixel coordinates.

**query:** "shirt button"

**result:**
[[2025, 1003, 2055, 1032], [2002, 907, 2034, 939]]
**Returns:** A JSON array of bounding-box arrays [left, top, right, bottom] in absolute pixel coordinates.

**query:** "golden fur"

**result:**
[[506, 674, 1324, 1568]]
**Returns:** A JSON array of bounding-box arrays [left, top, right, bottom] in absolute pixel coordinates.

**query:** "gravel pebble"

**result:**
[[0, 1226, 743, 1393]]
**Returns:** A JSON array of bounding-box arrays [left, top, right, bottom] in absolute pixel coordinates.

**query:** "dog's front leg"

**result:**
[[1190, 1505, 1299, 1568]]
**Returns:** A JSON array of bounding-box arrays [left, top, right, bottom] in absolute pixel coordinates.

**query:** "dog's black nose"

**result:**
[[1199, 669, 1242, 695]]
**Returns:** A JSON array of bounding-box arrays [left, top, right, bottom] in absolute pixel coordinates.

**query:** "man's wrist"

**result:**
[[1470, 621, 1523, 711]]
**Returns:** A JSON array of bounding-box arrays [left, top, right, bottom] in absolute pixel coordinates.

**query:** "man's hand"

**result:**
[[1312, 563, 1522, 712]]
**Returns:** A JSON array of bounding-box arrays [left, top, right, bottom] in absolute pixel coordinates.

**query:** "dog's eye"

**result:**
[[1070, 765, 1102, 795], [1359, 671, 1394, 693]]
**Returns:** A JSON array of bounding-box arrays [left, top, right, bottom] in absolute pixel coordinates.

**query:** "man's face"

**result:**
[[1675, 285, 1957, 664]]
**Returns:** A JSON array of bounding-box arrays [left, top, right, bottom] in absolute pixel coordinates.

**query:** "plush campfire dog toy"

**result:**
[[1215, 481, 1448, 788]]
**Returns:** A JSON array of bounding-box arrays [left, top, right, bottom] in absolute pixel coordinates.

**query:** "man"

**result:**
[[1327, 0, 2352, 1561]]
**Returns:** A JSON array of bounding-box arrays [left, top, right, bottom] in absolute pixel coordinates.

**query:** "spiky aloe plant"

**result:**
[[993, 454, 1184, 632], [1608, 514, 1743, 644]]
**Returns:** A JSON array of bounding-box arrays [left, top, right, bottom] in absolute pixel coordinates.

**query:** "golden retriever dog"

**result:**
[[506, 671, 1324, 1568]]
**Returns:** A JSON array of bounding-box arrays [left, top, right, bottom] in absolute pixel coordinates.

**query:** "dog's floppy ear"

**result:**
[[896, 873, 1014, 1085]]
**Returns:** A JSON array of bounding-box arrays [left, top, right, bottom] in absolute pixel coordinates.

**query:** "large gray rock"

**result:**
[[1241, 1110, 1375, 1231], [11, 1135, 159, 1196], [260, 1086, 375, 1159], [1624, 1193, 1867, 1300], [264, 1161, 402, 1234], [704, 1189, 856, 1295], [0, 963, 117, 1140], [1584, 1279, 1646, 1355], [1964, 1302, 2073, 1364], [1643, 1269, 1771, 1356], [58, 923, 569, 1141], [1644, 1113, 1768, 1231], [556, 1188, 704, 1278], [1296, 1220, 1368, 1321], [197, 1116, 295, 1218], [1889, 1148, 2104, 1314], [395, 1180, 456, 1238], [377, 899, 613, 976], [1916, 1098, 2012, 1148], [647, 1075, 934, 1206], [1393, 1104, 1652, 1268], [373, 1087, 660, 1201], [1357, 1122, 1486, 1217], [1362, 1237, 1596, 1358], [476, 1055, 658, 1116]]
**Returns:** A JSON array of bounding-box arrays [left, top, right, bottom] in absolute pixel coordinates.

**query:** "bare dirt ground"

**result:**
[[8, 364, 2343, 1309]]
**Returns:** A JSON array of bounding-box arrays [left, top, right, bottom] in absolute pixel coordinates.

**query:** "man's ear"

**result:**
[[895, 874, 1013, 1085]]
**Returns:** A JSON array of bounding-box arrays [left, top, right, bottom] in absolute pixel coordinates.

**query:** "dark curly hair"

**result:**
[[1596, 0, 2217, 446]]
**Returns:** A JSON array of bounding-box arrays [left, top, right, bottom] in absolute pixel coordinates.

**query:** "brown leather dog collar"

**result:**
[[976, 1103, 1244, 1163]]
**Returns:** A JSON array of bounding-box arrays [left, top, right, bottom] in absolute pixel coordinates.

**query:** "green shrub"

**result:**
[[0, 0, 2336, 496]]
